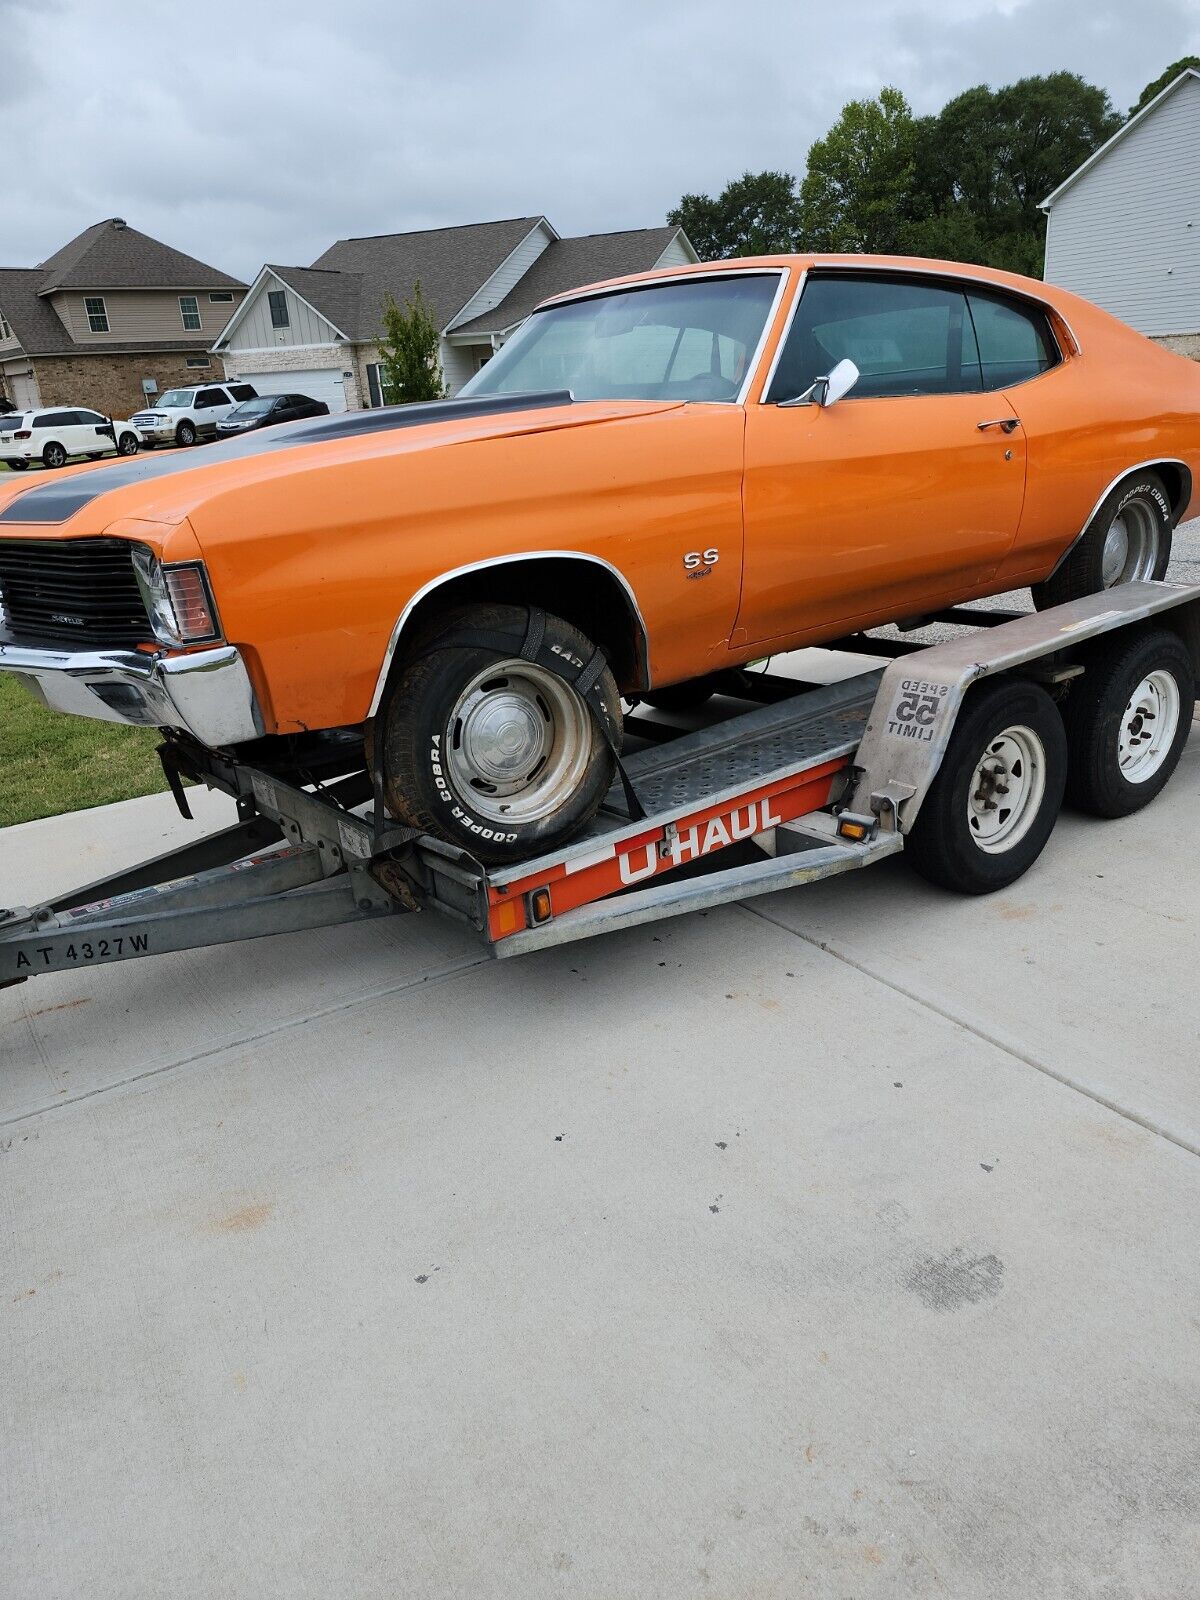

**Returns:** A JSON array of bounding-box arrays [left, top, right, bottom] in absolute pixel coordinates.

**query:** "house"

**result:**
[[213, 216, 698, 410], [1042, 68, 1200, 357], [0, 218, 247, 416]]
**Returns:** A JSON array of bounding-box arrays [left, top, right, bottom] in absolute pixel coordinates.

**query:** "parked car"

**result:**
[[130, 382, 258, 447], [1, 254, 1198, 864], [216, 393, 330, 436], [0, 406, 141, 470], [0, 397, 17, 415]]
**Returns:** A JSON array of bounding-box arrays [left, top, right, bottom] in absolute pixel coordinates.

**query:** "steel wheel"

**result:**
[[1118, 669, 1181, 784], [966, 725, 1047, 854], [1100, 495, 1163, 586], [445, 658, 593, 824]]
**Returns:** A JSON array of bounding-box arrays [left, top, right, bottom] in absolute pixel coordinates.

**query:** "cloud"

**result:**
[[1, 0, 1196, 279]]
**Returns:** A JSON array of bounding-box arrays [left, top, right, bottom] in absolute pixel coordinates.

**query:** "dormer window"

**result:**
[[84, 296, 109, 333]]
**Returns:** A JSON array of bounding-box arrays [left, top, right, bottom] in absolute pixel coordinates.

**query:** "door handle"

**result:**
[[977, 417, 1020, 433]]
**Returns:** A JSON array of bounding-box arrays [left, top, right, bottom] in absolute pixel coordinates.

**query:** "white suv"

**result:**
[[0, 406, 142, 471], [130, 382, 258, 447]]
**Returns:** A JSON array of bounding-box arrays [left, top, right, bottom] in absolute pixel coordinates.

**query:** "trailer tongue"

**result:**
[[3, 582, 1198, 987]]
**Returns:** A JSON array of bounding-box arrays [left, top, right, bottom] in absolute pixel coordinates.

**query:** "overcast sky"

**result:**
[[2, 0, 1197, 281]]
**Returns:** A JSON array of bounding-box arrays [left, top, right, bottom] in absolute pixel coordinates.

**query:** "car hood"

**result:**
[[0, 392, 683, 547]]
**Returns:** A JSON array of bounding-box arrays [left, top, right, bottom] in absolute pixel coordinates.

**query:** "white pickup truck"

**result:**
[[130, 380, 258, 447]]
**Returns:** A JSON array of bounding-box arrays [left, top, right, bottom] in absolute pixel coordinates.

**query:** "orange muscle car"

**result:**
[[1, 254, 1198, 862]]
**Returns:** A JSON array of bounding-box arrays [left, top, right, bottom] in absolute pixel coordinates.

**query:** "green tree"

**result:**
[[667, 170, 802, 260], [377, 281, 445, 404], [1131, 57, 1200, 115], [798, 87, 917, 254]]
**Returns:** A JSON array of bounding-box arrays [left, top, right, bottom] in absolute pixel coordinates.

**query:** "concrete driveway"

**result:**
[[4, 645, 1200, 1596]]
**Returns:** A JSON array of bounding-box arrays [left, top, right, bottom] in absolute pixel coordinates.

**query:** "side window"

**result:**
[[768, 275, 983, 402], [33, 414, 58, 428], [196, 387, 226, 408], [229, 383, 257, 401], [77, 410, 105, 424], [268, 290, 290, 330], [967, 293, 1058, 390]]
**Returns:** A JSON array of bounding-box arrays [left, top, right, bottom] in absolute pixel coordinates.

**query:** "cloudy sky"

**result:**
[[2, 0, 1197, 280]]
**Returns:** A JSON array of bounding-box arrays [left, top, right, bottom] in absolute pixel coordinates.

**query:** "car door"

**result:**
[[195, 386, 231, 430], [75, 408, 113, 453], [737, 272, 1027, 646]]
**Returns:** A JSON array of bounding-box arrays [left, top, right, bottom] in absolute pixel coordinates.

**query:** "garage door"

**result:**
[[231, 368, 349, 412]]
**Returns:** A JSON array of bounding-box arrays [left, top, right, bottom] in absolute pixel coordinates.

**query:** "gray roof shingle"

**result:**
[[449, 227, 688, 336], [309, 217, 545, 339], [36, 218, 245, 293], [261, 265, 364, 339], [0, 268, 74, 354]]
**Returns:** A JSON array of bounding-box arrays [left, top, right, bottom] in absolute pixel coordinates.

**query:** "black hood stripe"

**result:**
[[0, 390, 572, 526]]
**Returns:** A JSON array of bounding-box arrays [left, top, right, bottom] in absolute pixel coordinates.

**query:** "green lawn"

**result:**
[[0, 671, 169, 828]]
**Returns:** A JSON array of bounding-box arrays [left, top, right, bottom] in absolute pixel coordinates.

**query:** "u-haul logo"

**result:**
[[617, 796, 782, 886]]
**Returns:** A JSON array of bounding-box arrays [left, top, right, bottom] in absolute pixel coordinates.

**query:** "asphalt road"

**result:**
[[3, 544, 1200, 1599]]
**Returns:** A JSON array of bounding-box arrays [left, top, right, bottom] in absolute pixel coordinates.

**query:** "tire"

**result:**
[[117, 432, 139, 456], [42, 440, 67, 469], [376, 604, 620, 865], [643, 673, 723, 712], [176, 420, 197, 447], [1033, 471, 1172, 611], [5, 458, 28, 471], [905, 678, 1067, 894], [1061, 627, 1193, 817]]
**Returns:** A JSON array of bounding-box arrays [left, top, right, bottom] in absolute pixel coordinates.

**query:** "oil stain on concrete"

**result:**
[[905, 1246, 1004, 1311]]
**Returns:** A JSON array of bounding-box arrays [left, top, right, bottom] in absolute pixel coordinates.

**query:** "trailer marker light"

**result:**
[[526, 887, 554, 925], [836, 815, 875, 842]]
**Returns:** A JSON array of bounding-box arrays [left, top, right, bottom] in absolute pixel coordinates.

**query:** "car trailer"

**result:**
[[3, 580, 1199, 989]]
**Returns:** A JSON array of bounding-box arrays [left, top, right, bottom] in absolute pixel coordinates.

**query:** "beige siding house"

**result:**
[[215, 217, 698, 409], [1042, 68, 1200, 357], [0, 218, 246, 416]]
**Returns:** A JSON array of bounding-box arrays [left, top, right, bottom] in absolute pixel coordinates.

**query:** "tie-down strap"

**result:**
[[421, 604, 646, 822]]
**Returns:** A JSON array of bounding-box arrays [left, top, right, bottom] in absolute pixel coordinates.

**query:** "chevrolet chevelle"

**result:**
[[1, 255, 1198, 862]]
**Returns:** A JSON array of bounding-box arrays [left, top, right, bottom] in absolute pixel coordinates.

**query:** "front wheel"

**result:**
[[176, 420, 197, 447], [118, 432, 139, 456], [905, 678, 1067, 894], [1033, 471, 1172, 611], [376, 604, 620, 865]]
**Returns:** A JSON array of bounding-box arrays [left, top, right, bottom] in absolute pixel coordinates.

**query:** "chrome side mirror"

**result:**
[[779, 357, 860, 409]]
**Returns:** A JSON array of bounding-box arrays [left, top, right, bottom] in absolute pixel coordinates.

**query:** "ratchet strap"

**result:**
[[411, 605, 647, 823]]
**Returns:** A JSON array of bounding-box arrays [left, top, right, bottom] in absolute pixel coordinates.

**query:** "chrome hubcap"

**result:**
[[1119, 669, 1179, 783], [967, 725, 1046, 853], [446, 659, 592, 824], [1102, 498, 1160, 587]]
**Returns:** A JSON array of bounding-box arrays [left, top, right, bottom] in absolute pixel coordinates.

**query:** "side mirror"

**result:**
[[779, 357, 860, 409]]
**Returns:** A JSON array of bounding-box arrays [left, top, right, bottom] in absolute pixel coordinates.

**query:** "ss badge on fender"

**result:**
[[683, 547, 719, 580]]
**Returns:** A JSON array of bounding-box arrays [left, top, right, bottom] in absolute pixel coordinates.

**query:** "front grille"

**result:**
[[0, 538, 151, 648]]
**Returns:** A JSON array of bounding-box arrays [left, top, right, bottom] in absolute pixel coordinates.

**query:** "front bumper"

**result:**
[[0, 638, 264, 746]]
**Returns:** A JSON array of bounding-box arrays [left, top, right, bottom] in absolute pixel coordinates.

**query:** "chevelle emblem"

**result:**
[[49, 613, 86, 627]]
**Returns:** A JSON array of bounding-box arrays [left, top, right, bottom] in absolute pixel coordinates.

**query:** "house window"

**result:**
[[209, 291, 234, 304], [366, 362, 400, 407], [0, 311, 10, 339], [268, 290, 290, 330], [179, 295, 202, 331], [186, 356, 211, 369], [84, 296, 109, 333]]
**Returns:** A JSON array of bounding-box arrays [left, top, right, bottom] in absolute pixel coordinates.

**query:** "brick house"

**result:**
[[213, 216, 697, 410], [0, 218, 247, 417]]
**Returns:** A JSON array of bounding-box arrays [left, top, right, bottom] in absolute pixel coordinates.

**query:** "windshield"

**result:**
[[155, 390, 194, 408], [228, 398, 275, 416], [460, 273, 780, 404]]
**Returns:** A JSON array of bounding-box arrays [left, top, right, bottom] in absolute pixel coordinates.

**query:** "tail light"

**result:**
[[13, 430, 31, 440], [132, 547, 222, 645]]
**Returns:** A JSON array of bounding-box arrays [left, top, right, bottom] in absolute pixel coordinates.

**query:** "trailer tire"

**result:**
[[1062, 627, 1193, 817], [376, 604, 620, 865], [1032, 471, 1172, 611], [905, 678, 1066, 894]]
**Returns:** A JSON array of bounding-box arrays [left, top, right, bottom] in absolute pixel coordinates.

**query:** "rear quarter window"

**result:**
[[967, 293, 1059, 390]]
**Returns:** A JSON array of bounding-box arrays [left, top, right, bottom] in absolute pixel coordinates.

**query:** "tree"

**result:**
[[667, 170, 802, 260], [1131, 57, 1200, 115], [798, 87, 917, 254], [377, 281, 445, 404]]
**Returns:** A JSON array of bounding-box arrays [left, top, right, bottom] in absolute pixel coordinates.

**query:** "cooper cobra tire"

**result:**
[[1061, 627, 1193, 817], [643, 673, 724, 712], [377, 604, 621, 865], [905, 678, 1067, 894], [1032, 471, 1172, 611]]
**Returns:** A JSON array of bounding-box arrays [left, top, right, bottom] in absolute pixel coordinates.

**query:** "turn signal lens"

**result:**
[[164, 566, 218, 641], [132, 547, 222, 646]]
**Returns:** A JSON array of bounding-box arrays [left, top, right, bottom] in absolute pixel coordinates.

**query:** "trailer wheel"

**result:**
[[377, 604, 619, 865], [1062, 627, 1193, 817], [1032, 471, 1172, 611], [905, 679, 1066, 894]]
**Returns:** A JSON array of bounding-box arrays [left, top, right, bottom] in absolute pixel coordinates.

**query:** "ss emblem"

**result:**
[[683, 548, 719, 571]]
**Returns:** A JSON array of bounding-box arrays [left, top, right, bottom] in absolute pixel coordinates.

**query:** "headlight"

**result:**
[[132, 547, 222, 646]]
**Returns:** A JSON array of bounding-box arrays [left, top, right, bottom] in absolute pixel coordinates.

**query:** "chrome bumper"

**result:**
[[0, 638, 264, 746]]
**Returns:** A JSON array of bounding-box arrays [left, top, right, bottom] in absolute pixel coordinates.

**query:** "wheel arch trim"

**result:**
[[1047, 457, 1191, 579], [367, 550, 649, 718]]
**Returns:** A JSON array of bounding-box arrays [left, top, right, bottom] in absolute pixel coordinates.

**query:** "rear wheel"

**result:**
[[5, 458, 28, 470], [42, 440, 67, 469], [376, 604, 620, 864], [1062, 627, 1193, 817], [176, 420, 197, 447], [1033, 471, 1172, 611], [905, 679, 1067, 894]]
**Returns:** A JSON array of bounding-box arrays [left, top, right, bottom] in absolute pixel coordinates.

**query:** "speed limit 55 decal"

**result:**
[[884, 677, 952, 743]]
